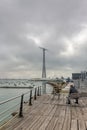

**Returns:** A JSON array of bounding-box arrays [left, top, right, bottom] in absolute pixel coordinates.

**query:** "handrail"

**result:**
[[0, 103, 20, 116], [0, 89, 32, 106], [0, 95, 21, 106], [0, 114, 11, 123], [0, 86, 42, 125]]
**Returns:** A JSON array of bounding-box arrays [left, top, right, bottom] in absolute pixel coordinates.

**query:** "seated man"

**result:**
[[68, 85, 79, 104]]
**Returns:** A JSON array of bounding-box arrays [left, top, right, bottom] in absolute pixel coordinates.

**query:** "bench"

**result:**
[[66, 92, 87, 104], [69, 93, 79, 99], [70, 92, 87, 98]]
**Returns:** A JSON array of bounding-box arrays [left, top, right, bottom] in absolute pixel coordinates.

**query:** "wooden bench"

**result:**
[[69, 93, 79, 99], [70, 92, 87, 98], [67, 92, 87, 104]]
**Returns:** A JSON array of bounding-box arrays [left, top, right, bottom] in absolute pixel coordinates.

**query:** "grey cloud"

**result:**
[[0, 0, 87, 78]]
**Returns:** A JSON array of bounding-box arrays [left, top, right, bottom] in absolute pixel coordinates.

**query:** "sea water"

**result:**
[[0, 79, 52, 125]]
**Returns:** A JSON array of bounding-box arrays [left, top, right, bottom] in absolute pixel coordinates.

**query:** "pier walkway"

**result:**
[[0, 93, 87, 130]]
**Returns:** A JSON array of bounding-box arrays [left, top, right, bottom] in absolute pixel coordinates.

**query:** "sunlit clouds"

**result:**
[[72, 26, 87, 45], [26, 35, 41, 46], [60, 38, 74, 57]]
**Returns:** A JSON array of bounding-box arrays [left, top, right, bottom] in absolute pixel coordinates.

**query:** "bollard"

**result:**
[[29, 90, 32, 106], [37, 87, 39, 96], [34, 88, 37, 100], [19, 94, 24, 117]]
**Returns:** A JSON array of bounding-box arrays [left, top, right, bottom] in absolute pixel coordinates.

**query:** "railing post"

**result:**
[[34, 88, 37, 100], [29, 90, 32, 106], [37, 87, 39, 96], [40, 86, 41, 96], [19, 94, 24, 117]]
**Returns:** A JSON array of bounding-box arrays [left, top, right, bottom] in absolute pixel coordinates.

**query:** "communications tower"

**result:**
[[39, 47, 47, 78]]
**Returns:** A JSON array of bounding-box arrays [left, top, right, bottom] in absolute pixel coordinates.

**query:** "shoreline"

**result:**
[[0, 86, 33, 89]]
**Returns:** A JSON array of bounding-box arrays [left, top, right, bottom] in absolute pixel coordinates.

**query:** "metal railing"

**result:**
[[0, 86, 42, 125]]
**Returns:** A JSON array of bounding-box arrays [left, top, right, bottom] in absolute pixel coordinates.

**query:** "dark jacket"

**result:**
[[69, 86, 78, 94]]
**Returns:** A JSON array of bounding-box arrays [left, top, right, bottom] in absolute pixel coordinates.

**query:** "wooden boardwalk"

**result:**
[[1, 93, 87, 130]]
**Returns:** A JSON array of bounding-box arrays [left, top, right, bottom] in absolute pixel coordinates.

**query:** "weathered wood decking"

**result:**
[[1, 93, 87, 130]]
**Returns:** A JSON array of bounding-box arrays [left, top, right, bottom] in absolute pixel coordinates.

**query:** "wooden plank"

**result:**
[[54, 106, 61, 117], [29, 103, 45, 115], [24, 115, 41, 130], [28, 116, 46, 130], [46, 117, 58, 130], [50, 105, 57, 117], [43, 104, 54, 116], [62, 115, 70, 130], [54, 116, 64, 130], [62, 106, 71, 130], [71, 120, 77, 130], [71, 106, 77, 120], [58, 94, 65, 105], [38, 116, 52, 130], [62, 93, 67, 104], [75, 107, 83, 120], [39, 104, 49, 116], [54, 106, 66, 130], [35, 104, 48, 116], [78, 120, 86, 130], [42, 95, 51, 104], [0, 116, 23, 130], [14, 116, 40, 130], [85, 121, 87, 130]]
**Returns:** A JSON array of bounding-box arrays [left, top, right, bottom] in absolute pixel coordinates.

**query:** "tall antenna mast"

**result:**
[[39, 47, 48, 78]]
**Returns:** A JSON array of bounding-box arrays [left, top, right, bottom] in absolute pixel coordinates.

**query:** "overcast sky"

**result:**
[[0, 0, 87, 79]]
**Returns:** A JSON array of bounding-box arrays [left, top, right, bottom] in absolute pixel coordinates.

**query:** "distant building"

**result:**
[[72, 73, 81, 80], [72, 71, 87, 80]]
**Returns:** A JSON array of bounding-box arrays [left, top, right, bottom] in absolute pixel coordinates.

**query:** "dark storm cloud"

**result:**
[[0, 0, 87, 78]]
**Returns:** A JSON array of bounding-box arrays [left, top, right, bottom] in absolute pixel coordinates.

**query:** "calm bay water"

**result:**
[[0, 79, 52, 101], [0, 79, 52, 125], [0, 79, 41, 101]]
